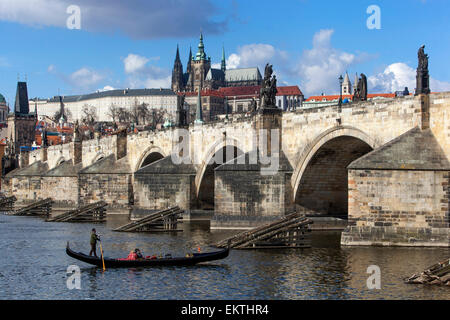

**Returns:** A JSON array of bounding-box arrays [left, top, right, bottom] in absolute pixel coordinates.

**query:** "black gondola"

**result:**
[[66, 242, 230, 268]]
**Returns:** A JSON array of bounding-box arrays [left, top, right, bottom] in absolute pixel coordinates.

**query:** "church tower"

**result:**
[[187, 33, 211, 92], [341, 72, 352, 95], [171, 45, 185, 92]]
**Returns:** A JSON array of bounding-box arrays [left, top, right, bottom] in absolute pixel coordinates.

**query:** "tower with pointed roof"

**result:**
[[7, 81, 36, 157], [221, 46, 226, 73], [186, 33, 211, 92], [171, 45, 185, 92], [341, 72, 352, 96]]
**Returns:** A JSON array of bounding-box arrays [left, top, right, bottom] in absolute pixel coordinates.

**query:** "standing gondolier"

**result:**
[[89, 228, 100, 257]]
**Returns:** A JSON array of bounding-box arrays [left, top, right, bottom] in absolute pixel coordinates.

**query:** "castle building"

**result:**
[[172, 33, 263, 93], [7, 81, 36, 154]]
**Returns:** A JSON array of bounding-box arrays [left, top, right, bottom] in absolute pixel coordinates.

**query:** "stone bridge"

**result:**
[[5, 92, 450, 246]]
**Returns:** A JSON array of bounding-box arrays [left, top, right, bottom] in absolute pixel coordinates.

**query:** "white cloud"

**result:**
[[0, 0, 227, 39], [368, 62, 450, 93], [123, 54, 150, 74], [99, 85, 115, 92], [123, 53, 171, 89], [224, 44, 287, 70], [69, 67, 104, 88], [296, 29, 369, 96]]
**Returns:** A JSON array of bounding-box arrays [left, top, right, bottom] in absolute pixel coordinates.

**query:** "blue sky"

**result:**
[[0, 0, 449, 106]]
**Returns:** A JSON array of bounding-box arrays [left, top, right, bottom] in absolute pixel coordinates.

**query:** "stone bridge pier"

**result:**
[[3, 92, 450, 246]]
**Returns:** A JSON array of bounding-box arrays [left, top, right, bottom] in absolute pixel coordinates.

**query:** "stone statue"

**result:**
[[250, 98, 257, 112], [259, 63, 278, 109], [352, 73, 367, 102], [416, 45, 430, 95], [41, 129, 48, 147], [176, 94, 186, 127], [73, 120, 82, 142]]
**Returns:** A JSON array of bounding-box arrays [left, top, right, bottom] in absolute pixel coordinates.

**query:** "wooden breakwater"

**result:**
[[46, 201, 107, 223], [0, 196, 17, 212], [11, 198, 53, 217], [214, 212, 312, 249], [405, 257, 450, 286], [114, 206, 183, 232]]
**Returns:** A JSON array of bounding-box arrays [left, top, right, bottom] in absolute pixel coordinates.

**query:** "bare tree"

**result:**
[[80, 104, 97, 127], [137, 102, 150, 125], [53, 108, 72, 123], [147, 108, 168, 128], [107, 104, 120, 123], [117, 107, 131, 123]]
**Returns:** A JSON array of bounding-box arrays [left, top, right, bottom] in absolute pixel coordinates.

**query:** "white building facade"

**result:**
[[30, 88, 178, 123]]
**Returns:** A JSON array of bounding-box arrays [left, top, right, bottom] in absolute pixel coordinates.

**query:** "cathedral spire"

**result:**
[[171, 45, 184, 92], [175, 44, 181, 62], [221, 45, 226, 72], [187, 46, 192, 74]]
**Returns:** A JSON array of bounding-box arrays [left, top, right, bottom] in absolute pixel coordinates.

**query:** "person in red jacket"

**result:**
[[126, 248, 143, 260]]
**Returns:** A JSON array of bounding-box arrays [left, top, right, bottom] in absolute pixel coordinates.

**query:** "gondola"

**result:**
[[66, 242, 230, 268]]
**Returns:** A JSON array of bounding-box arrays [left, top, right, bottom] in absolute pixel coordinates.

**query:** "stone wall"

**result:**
[[430, 92, 450, 160], [212, 151, 294, 229], [40, 176, 79, 208], [133, 156, 196, 211], [342, 125, 450, 246], [134, 173, 195, 211], [347, 169, 449, 229], [78, 173, 132, 209]]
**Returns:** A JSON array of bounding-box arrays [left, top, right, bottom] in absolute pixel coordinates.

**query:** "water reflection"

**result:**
[[0, 214, 449, 300]]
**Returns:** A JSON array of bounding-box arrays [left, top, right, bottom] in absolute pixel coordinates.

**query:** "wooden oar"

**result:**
[[99, 240, 106, 271]]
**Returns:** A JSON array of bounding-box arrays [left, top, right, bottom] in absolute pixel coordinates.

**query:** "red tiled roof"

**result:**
[[218, 86, 261, 97], [178, 85, 304, 99], [276, 86, 303, 96]]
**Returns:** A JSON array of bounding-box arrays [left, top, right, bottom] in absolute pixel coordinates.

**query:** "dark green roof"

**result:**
[[0, 93, 5, 103]]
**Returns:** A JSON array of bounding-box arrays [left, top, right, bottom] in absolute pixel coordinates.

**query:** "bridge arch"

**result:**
[[135, 146, 166, 171], [291, 126, 376, 217], [195, 137, 244, 209]]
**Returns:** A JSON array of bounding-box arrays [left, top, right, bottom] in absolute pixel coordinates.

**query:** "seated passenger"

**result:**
[[126, 250, 138, 260], [135, 248, 144, 259]]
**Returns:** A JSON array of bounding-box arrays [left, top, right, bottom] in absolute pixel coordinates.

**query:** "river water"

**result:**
[[0, 213, 449, 300]]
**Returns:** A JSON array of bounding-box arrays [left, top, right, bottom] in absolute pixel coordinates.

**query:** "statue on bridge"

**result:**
[[176, 94, 187, 127], [41, 129, 48, 147], [259, 63, 278, 110], [73, 120, 82, 142], [415, 45, 430, 95], [353, 73, 367, 102]]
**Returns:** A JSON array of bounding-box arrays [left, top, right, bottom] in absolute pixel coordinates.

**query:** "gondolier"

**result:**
[[89, 228, 100, 257]]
